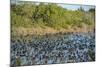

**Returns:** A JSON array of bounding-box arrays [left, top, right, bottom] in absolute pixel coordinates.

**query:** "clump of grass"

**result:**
[[16, 58, 21, 66], [88, 49, 95, 61]]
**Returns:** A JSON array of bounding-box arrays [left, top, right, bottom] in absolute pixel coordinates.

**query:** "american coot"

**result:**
[[11, 32, 95, 66]]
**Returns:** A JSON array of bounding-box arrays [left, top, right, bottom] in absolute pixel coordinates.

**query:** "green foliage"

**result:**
[[16, 58, 21, 66], [89, 8, 95, 13], [11, 3, 95, 30], [78, 6, 85, 12], [88, 49, 95, 61]]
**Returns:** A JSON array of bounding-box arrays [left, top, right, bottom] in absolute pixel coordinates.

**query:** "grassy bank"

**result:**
[[11, 25, 94, 37], [11, 2, 95, 36]]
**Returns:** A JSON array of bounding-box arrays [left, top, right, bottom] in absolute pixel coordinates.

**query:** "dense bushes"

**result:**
[[11, 2, 95, 30]]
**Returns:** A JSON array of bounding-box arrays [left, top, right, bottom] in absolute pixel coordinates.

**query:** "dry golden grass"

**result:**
[[11, 24, 94, 36]]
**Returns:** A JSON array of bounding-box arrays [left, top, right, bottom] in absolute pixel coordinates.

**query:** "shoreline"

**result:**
[[11, 26, 94, 37]]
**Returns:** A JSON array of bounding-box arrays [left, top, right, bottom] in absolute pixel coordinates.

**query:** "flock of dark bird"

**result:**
[[11, 32, 95, 66]]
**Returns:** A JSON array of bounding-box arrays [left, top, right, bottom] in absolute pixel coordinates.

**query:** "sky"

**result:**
[[11, 0, 95, 11], [58, 4, 95, 11]]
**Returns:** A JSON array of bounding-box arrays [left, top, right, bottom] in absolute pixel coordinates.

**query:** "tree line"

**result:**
[[11, 2, 95, 30]]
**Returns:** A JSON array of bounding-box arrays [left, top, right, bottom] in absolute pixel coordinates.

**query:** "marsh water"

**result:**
[[11, 32, 95, 66]]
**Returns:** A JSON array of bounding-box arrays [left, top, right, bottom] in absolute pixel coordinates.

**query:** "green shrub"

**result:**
[[11, 3, 95, 30]]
